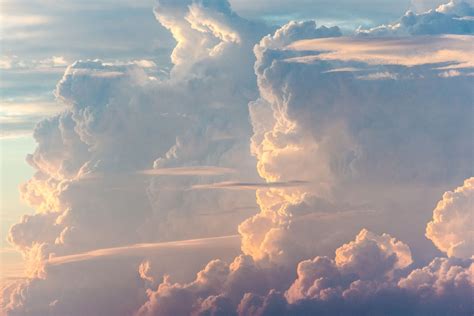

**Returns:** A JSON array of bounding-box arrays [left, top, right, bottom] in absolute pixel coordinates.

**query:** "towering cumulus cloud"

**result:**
[[2, 1, 268, 314], [426, 177, 474, 259], [242, 2, 474, 267], [2, 0, 474, 315]]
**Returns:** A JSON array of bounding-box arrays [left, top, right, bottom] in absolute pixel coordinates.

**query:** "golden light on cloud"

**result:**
[[2, 0, 474, 314], [286, 35, 474, 69]]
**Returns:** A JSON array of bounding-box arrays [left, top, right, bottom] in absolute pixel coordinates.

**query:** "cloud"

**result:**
[[233, 9, 473, 313], [242, 14, 473, 268], [334, 229, 412, 279], [286, 35, 474, 70], [46, 235, 239, 266], [3, 1, 267, 314], [286, 229, 412, 303], [436, 0, 474, 15], [426, 177, 474, 259], [241, 244, 472, 316], [357, 0, 474, 35], [0, 99, 65, 139], [136, 229, 473, 315], [136, 254, 280, 316], [229, 0, 413, 28], [192, 180, 309, 190], [0, 14, 51, 35], [138, 260, 154, 283], [1, 0, 174, 62], [138, 166, 236, 176], [132, 59, 157, 68], [3, 0, 474, 315], [398, 257, 473, 312]]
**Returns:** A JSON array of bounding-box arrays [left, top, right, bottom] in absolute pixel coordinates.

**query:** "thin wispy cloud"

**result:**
[[138, 166, 236, 176], [79, 166, 237, 183], [285, 35, 474, 69], [192, 180, 309, 190], [46, 235, 240, 266], [196, 205, 259, 216]]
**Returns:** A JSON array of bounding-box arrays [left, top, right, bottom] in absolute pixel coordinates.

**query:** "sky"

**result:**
[[0, 0, 473, 315]]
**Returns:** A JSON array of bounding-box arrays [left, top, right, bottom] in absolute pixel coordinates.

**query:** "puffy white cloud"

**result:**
[[237, 235, 472, 316], [334, 229, 412, 279], [426, 177, 474, 259], [137, 230, 472, 315], [436, 0, 474, 15], [398, 257, 473, 311], [154, 0, 269, 76], [286, 229, 412, 302], [357, 0, 474, 35], [136, 255, 278, 316]]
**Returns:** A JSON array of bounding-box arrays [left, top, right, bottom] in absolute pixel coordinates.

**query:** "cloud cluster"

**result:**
[[136, 255, 274, 316], [241, 3, 474, 267], [136, 229, 411, 315], [3, 1, 267, 314], [286, 229, 412, 303], [357, 0, 474, 35], [399, 257, 473, 305], [137, 228, 473, 315], [2, 0, 474, 315]]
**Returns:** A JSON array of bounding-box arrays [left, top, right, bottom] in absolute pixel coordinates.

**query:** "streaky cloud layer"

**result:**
[[192, 180, 309, 190], [286, 35, 474, 69], [46, 235, 240, 266], [138, 166, 237, 176]]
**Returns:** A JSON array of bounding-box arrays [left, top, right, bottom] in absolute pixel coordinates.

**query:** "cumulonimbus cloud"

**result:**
[[2, 0, 474, 315]]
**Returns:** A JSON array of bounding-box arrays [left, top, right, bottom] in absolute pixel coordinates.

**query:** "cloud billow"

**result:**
[[2, 0, 474, 315]]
